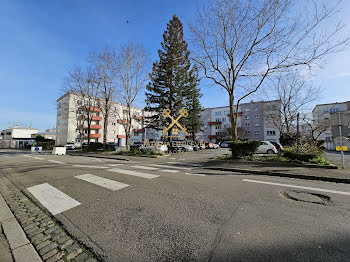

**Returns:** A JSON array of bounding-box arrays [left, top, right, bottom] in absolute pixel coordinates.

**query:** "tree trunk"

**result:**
[[229, 94, 237, 141], [103, 112, 108, 150]]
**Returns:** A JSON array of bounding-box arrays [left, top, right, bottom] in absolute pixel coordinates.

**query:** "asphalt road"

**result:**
[[1, 149, 350, 262], [325, 151, 350, 169]]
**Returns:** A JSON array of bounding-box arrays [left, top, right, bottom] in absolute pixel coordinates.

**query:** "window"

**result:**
[[254, 115, 259, 119], [224, 111, 229, 115], [222, 118, 226, 122], [112, 130, 115, 134], [245, 123, 250, 127], [254, 107, 259, 111], [245, 130, 250, 134], [254, 130, 260, 135], [215, 111, 222, 116], [326, 137, 331, 141], [267, 130, 276, 136], [244, 108, 250, 112], [112, 123, 116, 126], [245, 115, 250, 119], [57, 110, 61, 116], [77, 100, 82, 105], [216, 124, 221, 129], [216, 118, 221, 122], [254, 123, 260, 127], [330, 108, 339, 113]]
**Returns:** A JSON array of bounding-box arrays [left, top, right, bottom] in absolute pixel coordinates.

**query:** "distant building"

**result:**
[[0, 126, 39, 148], [31, 128, 57, 141], [312, 101, 350, 150], [196, 100, 281, 143]]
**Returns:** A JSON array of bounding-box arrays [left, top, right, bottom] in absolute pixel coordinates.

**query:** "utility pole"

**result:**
[[338, 112, 345, 169], [297, 113, 300, 152]]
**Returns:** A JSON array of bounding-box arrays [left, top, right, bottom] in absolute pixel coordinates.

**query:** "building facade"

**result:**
[[56, 93, 161, 146], [196, 100, 281, 143], [0, 126, 39, 148]]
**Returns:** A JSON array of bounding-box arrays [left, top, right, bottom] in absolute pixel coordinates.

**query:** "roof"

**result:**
[[312, 101, 350, 113]]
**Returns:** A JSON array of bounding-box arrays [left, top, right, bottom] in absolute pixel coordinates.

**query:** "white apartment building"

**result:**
[[56, 93, 161, 146], [196, 100, 281, 143]]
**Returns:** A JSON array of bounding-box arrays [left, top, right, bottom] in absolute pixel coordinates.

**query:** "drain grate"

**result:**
[[281, 190, 333, 206]]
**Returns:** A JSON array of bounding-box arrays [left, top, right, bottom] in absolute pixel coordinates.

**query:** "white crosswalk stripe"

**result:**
[[162, 169, 179, 173], [108, 168, 159, 179], [149, 164, 192, 170], [130, 165, 158, 170], [185, 172, 206, 176], [75, 174, 129, 191], [73, 165, 108, 169], [32, 157, 44, 160], [27, 183, 81, 215], [107, 164, 124, 167]]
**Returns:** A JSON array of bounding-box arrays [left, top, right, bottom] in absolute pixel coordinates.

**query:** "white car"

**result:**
[[257, 141, 278, 154], [64, 143, 76, 150], [142, 144, 168, 152], [212, 143, 219, 149]]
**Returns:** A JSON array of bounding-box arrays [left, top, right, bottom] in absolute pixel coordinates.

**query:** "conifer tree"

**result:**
[[145, 15, 199, 139]]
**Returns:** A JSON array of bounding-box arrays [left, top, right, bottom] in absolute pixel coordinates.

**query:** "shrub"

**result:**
[[309, 157, 332, 166], [227, 140, 261, 158], [283, 142, 323, 162], [279, 133, 297, 147], [85, 142, 103, 152]]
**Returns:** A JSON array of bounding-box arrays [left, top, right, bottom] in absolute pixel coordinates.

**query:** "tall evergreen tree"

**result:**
[[145, 15, 199, 139], [184, 66, 202, 141]]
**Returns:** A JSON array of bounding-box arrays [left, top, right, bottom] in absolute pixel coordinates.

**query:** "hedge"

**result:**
[[227, 140, 261, 158]]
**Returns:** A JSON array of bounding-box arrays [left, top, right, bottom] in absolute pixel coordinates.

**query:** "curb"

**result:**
[[0, 173, 100, 262], [0, 193, 42, 262], [204, 167, 350, 184]]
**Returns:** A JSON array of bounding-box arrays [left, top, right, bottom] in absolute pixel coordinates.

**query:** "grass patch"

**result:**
[[115, 149, 165, 157], [216, 154, 232, 160]]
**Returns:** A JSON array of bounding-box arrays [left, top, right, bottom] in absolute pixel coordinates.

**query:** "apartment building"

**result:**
[[56, 93, 160, 146], [196, 100, 281, 143]]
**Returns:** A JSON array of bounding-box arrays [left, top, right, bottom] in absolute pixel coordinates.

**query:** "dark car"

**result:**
[[270, 141, 283, 152], [106, 142, 118, 151], [130, 141, 143, 150]]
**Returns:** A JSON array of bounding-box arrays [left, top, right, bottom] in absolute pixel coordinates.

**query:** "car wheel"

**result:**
[[267, 149, 274, 154]]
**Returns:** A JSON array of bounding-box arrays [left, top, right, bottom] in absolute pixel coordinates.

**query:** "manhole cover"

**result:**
[[281, 190, 333, 206]]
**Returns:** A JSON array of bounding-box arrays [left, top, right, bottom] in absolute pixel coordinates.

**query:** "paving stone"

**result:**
[[57, 235, 70, 244], [74, 252, 89, 262], [28, 227, 46, 238], [39, 242, 57, 255], [40, 218, 50, 224], [51, 231, 66, 241], [23, 222, 39, 231], [30, 233, 45, 242], [51, 228, 63, 236], [84, 258, 96, 262], [66, 247, 82, 261], [42, 248, 58, 260], [45, 226, 59, 235], [36, 239, 51, 250], [32, 234, 51, 246], [59, 239, 74, 250], [45, 251, 64, 262], [65, 244, 78, 253], [40, 221, 54, 228], [12, 243, 42, 262], [25, 225, 39, 234]]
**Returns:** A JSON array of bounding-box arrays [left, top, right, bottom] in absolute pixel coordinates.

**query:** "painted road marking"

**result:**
[[108, 168, 159, 179], [185, 172, 205, 176], [168, 162, 203, 167], [242, 179, 350, 196], [27, 183, 81, 215], [107, 164, 124, 167], [162, 169, 179, 173], [23, 155, 31, 157], [149, 164, 192, 170], [130, 165, 158, 170], [32, 157, 44, 160], [73, 165, 108, 169], [48, 160, 65, 164], [75, 174, 129, 191]]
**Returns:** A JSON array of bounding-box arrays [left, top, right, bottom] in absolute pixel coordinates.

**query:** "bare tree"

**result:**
[[89, 46, 118, 149], [190, 0, 348, 140], [302, 113, 331, 141], [63, 66, 101, 145], [113, 42, 148, 150], [265, 71, 321, 135]]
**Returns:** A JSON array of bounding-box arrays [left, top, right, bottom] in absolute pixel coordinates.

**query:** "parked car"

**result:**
[[181, 145, 194, 152], [220, 141, 229, 148], [130, 141, 143, 150], [256, 141, 278, 154], [64, 143, 76, 150], [270, 141, 283, 152], [212, 143, 219, 149], [168, 145, 183, 153], [141, 143, 168, 152], [106, 142, 118, 151]]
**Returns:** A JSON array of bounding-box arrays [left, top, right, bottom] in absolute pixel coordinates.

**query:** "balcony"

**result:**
[[133, 128, 145, 133], [117, 134, 126, 138], [208, 135, 217, 138], [117, 119, 129, 124], [90, 106, 101, 112], [90, 134, 101, 138], [79, 125, 102, 129], [208, 121, 221, 125], [91, 116, 102, 121]]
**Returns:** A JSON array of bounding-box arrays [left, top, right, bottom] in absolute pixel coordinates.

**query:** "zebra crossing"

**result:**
[[23, 158, 210, 216]]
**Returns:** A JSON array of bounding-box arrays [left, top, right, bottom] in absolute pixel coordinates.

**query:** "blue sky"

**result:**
[[1, 0, 350, 131]]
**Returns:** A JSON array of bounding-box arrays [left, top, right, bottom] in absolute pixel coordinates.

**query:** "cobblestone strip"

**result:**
[[0, 175, 99, 262]]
